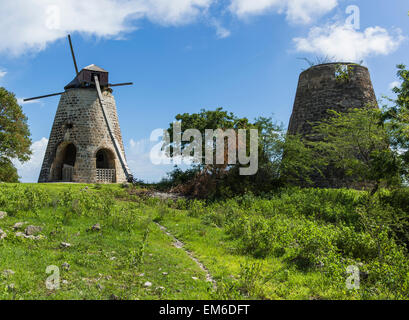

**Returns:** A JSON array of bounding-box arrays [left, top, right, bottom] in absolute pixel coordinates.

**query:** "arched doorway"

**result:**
[[51, 143, 77, 181], [95, 148, 116, 183], [63, 144, 76, 167]]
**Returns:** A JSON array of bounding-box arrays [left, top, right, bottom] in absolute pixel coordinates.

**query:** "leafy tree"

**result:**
[[252, 116, 284, 178], [307, 106, 401, 193], [280, 134, 324, 186], [166, 108, 253, 175], [221, 116, 285, 196], [382, 64, 409, 183], [163, 108, 284, 197], [0, 87, 31, 182], [0, 157, 19, 183]]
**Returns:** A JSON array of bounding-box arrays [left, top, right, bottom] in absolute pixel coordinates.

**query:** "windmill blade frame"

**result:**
[[94, 75, 133, 182], [68, 34, 79, 76], [23, 92, 65, 102], [108, 82, 133, 88]]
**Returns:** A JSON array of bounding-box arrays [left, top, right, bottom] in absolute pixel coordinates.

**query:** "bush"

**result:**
[[378, 189, 409, 248], [188, 200, 206, 217], [0, 184, 51, 215], [195, 187, 409, 298], [335, 226, 378, 261], [284, 219, 338, 269], [227, 215, 273, 258], [0, 158, 20, 182]]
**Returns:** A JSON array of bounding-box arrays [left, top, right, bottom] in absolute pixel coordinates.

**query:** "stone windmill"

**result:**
[[288, 62, 377, 137], [24, 35, 134, 184], [287, 62, 378, 188]]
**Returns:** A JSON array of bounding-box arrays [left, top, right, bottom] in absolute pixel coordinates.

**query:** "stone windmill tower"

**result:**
[[24, 35, 134, 184], [287, 62, 378, 187]]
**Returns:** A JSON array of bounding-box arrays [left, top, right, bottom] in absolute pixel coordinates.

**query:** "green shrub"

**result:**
[[0, 184, 51, 215], [284, 219, 338, 269], [188, 200, 206, 218], [335, 226, 378, 261], [227, 215, 273, 258]]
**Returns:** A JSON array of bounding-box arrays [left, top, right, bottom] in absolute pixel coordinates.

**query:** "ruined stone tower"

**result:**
[[24, 36, 133, 184], [288, 62, 377, 136], [287, 62, 378, 187]]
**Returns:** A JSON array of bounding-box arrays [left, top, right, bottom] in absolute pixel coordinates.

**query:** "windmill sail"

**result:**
[[68, 34, 79, 76], [94, 76, 133, 181], [23, 92, 64, 102]]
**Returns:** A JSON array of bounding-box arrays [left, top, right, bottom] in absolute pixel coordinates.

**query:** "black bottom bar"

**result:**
[[0, 300, 406, 319]]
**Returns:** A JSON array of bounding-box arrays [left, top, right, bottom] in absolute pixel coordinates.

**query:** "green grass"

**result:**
[[156, 209, 347, 300], [0, 184, 212, 300], [0, 183, 408, 300]]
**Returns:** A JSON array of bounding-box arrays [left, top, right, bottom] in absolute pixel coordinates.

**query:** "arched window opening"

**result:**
[[96, 149, 116, 183], [96, 149, 115, 169]]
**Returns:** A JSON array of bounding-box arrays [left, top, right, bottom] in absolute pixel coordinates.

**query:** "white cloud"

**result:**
[[13, 137, 48, 183], [126, 138, 173, 183], [229, 0, 338, 24], [0, 0, 342, 55], [0, 69, 6, 78], [294, 24, 405, 62], [126, 137, 192, 183], [142, 0, 213, 25], [389, 81, 400, 90], [210, 19, 231, 39], [0, 0, 213, 55], [0, 0, 343, 55], [129, 138, 138, 149]]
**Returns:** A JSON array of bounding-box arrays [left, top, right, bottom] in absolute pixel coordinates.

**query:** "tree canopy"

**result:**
[[382, 64, 409, 182], [307, 106, 401, 192], [0, 87, 32, 182], [162, 108, 284, 198]]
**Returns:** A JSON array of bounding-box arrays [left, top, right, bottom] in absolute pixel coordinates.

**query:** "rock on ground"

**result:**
[[91, 224, 101, 232], [13, 222, 25, 230], [25, 225, 43, 236], [2, 270, 15, 276], [16, 231, 44, 240], [60, 242, 71, 248], [61, 263, 70, 271]]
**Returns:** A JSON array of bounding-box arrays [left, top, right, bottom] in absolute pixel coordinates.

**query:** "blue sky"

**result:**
[[0, 0, 408, 182]]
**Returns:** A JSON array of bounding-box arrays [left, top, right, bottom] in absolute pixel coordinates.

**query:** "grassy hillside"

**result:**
[[0, 183, 408, 300]]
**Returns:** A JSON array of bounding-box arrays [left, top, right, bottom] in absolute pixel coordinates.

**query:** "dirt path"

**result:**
[[155, 222, 217, 289], [151, 192, 185, 201]]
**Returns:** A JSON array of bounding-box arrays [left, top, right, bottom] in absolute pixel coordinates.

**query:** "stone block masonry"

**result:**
[[38, 88, 129, 183], [288, 63, 377, 137], [287, 63, 378, 188]]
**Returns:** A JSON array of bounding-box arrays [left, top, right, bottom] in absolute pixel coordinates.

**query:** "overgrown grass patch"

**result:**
[[0, 184, 408, 300]]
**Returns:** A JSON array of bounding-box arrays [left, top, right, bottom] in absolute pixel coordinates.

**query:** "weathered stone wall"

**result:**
[[288, 63, 377, 136], [287, 63, 378, 188], [38, 88, 129, 183]]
